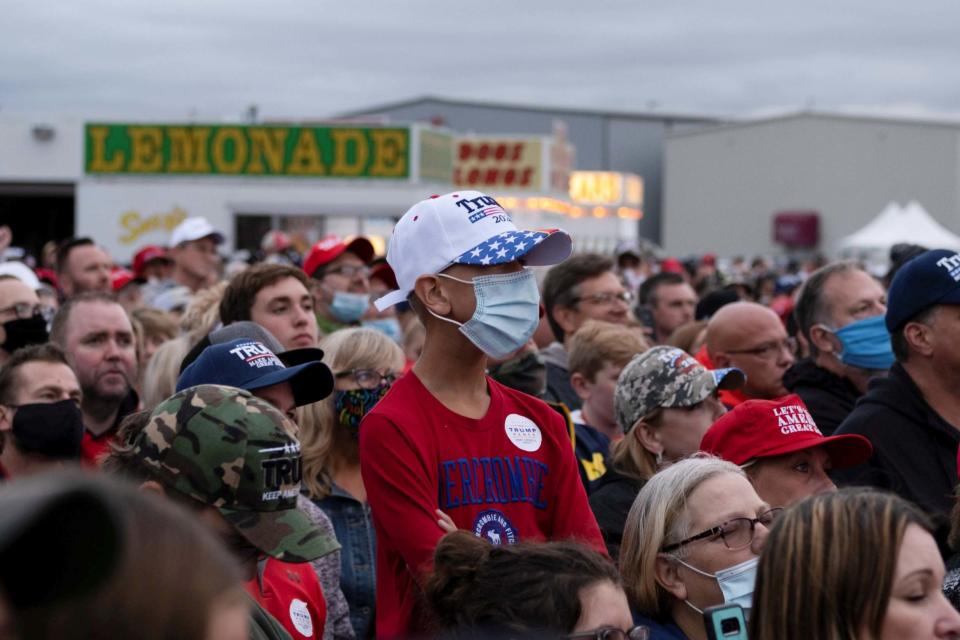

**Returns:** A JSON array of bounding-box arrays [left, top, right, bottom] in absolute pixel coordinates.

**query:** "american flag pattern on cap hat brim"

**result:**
[[453, 230, 552, 266]]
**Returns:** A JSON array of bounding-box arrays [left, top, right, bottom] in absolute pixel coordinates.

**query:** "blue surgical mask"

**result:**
[[329, 291, 370, 323], [428, 269, 540, 359], [676, 556, 759, 620], [362, 317, 402, 343], [833, 314, 894, 370]]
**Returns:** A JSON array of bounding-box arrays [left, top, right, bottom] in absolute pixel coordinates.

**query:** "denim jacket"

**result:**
[[316, 484, 377, 639]]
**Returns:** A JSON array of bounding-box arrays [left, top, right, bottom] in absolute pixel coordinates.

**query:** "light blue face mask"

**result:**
[[429, 268, 541, 359], [362, 317, 402, 343], [676, 556, 759, 620], [833, 314, 894, 370], [329, 291, 370, 323]]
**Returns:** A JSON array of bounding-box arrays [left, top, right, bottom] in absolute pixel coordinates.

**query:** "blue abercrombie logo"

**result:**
[[473, 509, 517, 546]]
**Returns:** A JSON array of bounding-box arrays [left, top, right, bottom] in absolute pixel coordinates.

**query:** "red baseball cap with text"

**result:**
[[303, 234, 375, 279], [132, 245, 171, 278], [700, 394, 872, 469]]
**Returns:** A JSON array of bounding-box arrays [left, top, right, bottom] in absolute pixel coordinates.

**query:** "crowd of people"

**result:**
[[1, 190, 960, 639]]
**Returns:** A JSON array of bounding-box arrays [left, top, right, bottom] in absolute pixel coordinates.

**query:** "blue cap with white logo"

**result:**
[[176, 339, 333, 407], [886, 249, 960, 332]]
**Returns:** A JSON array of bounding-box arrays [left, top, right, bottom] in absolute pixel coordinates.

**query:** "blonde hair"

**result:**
[[619, 456, 744, 617], [141, 335, 193, 410], [609, 413, 661, 483], [179, 281, 228, 335], [298, 328, 405, 499], [568, 320, 649, 381], [133, 307, 178, 342]]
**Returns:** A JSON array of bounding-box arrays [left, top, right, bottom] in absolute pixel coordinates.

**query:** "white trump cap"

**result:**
[[374, 191, 571, 311]]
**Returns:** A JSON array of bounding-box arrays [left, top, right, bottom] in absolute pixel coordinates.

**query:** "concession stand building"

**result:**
[[0, 117, 643, 263]]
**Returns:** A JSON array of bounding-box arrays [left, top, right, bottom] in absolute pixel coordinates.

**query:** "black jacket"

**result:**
[[588, 469, 645, 562], [543, 361, 581, 411], [783, 358, 862, 436], [834, 362, 960, 518]]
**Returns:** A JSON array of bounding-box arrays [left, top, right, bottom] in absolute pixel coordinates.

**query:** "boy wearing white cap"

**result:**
[[360, 191, 605, 637]]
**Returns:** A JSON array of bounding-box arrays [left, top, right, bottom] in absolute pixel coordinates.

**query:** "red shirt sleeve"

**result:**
[[359, 410, 445, 582]]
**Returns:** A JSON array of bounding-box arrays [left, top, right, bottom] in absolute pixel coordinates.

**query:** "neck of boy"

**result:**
[[414, 325, 491, 420]]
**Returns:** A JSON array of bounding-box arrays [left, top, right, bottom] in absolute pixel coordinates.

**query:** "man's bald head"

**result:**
[[707, 302, 795, 399]]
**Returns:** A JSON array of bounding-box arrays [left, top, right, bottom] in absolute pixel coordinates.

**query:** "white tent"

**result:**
[[839, 201, 960, 254]]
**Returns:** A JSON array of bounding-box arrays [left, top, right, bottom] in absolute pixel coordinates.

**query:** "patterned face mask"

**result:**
[[333, 384, 390, 436]]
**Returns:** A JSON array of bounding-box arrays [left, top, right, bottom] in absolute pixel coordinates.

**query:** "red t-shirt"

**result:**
[[80, 431, 116, 467], [359, 372, 605, 638], [245, 559, 327, 640]]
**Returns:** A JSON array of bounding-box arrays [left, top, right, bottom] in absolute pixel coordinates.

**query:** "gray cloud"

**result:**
[[3, 0, 960, 120]]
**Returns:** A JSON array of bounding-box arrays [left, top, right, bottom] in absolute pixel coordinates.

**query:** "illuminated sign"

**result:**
[[85, 124, 409, 178], [569, 171, 644, 206], [454, 138, 543, 189]]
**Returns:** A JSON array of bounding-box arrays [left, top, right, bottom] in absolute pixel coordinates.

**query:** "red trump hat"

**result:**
[[303, 234, 375, 279], [700, 394, 872, 469]]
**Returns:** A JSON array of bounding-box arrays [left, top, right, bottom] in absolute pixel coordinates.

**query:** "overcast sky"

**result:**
[[3, 0, 960, 122]]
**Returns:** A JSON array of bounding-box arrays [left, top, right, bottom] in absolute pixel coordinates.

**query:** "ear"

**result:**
[[809, 325, 840, 355], [711, 351, 731, 368], [413, 275, 453, 317], [634, 420, 664, 456], [903, 321, 935, 358], [655, 553, 688, 601], [138, 480, 167, 497], [308, 278, 329, 303], [59, 272, 74, 297], [570, 372, 592, 402], [552, 305, 580, 337]]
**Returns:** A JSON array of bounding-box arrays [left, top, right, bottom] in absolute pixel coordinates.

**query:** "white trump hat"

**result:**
[[374, 191, 571, 311]]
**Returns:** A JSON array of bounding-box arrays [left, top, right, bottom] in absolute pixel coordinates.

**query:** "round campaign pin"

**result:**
[[504, 413, 542, 452], [289, 598, 314, 637]]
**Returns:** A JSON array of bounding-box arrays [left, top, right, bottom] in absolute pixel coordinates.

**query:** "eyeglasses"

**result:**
[[572, 291, 635, 306], [324, 264, 370, 279], [334, 368, 397, 389], [0, 303, 43, 320], [725, 337, 797, 359], [569, 626, 650, 640], [661, 507, 783, 553]]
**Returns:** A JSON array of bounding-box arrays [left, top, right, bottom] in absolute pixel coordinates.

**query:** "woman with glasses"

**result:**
[[426, 530, 648, 639], [751, 489, 960, 640], [620, 456, 777, 639], [297, 327, 405, 639], [589, 347, 742, 561]]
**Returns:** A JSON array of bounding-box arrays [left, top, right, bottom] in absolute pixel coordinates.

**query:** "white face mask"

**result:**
[[427, 269, 540, 359], [675, 556, 759, 620]]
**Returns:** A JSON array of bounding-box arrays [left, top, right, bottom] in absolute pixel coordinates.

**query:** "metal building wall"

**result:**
[[341, 98, 717, 244], [663, 114, 960, 257]]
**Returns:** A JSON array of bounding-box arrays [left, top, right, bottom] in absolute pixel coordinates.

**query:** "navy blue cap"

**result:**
[[176, 339, 333, 407], [886, 249, 960, 332]]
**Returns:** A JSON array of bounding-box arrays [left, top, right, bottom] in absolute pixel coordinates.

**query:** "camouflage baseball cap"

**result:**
[[132, 384, 338, 563], [614, 346, 745, 433]]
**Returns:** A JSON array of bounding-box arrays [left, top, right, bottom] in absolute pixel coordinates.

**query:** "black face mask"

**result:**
[[2, 314, 49, 353], [10, 400, 84, 460]]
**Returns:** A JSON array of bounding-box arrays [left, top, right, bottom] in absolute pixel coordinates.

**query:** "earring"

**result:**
[[655, 451, 664, 466]]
